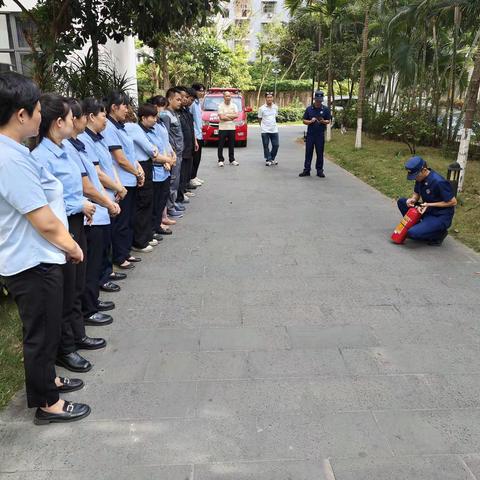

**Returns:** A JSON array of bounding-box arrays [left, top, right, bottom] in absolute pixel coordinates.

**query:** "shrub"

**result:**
[[247, 107, 305, 123]]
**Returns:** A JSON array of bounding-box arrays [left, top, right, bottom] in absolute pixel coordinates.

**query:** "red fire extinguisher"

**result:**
[[391, 207, 423, 244]]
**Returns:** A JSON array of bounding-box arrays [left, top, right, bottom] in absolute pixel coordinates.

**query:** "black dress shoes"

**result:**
[[317, 170, 326, 178], [85, 312, 113, 326], [100, 281, 121, 293], [109, 272, 127, 281], [76, 336, 107, 350], [34, 401, 91, 425], [97, 300, 115, 312], [57, 377, 84, 393], [299, 171, 310, 177], [56, 351, 92, 373]]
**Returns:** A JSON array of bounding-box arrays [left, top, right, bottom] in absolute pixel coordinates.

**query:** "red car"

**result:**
[[202, 88, 252, 147]]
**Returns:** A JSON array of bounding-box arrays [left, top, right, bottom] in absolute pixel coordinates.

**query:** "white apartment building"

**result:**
[[0, 0, 138, 100], [219, 0, 290, 60]]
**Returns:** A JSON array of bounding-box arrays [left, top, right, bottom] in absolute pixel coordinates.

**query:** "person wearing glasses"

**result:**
[[258, 92, 279, 166]]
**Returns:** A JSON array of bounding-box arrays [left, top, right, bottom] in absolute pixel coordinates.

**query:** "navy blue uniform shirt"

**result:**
[[303, 105, 331, 136], [414, 170, 455, 218]]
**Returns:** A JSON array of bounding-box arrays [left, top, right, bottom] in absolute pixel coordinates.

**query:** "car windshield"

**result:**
[[203, 96, 242, 111]]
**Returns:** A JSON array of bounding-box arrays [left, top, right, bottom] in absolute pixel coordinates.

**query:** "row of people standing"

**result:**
[[0, 71, 206, 424]]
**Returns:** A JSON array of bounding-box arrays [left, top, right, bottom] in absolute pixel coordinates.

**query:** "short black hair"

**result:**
[[83, 97, 105, 116], [147, 95, 167, 107], [166, 87, 182, 99], [186, 87, 197, 98], [137, 103, 158, 120], [67, 98, 84, 119], [192, 83, 206, 92], [176, 85, 187, 93], [104, 91, 130, 113], [38, 93, 70, 140], [264, 92, 274, 97], [0, 72, 40, 127]]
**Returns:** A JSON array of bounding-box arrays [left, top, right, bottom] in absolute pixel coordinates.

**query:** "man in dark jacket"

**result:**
[[177, 87, 198, 204]]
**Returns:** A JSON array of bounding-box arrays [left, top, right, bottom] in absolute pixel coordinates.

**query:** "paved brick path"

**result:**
[[1, 126, 480, 479]]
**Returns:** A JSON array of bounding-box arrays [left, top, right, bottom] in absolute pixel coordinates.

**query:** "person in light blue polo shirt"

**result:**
[[0, 72, 88, 425], [64, 98, 120, 338], [125, 110, 158, 252], [79, 97, 128, 291], [141, 103, 175, 236], [103, 91, 144, 269], [32, 93, 95, 376]]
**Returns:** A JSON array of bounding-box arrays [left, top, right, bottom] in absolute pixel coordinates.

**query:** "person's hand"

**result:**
[[194, 140, 199, 152], [107, 201, 120, 217], [164, 163, 171, 172], [67, 242, 84, 264], [417, 203, 428, 215], [310, 117, 317, 124], [116, 186, 128, 201], [83, 200, 96, 222], [406, 198, 416, 208]]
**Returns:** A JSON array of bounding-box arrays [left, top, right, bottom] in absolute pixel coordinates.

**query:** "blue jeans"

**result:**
[[397, 198, 452, 241], [261, 132, 279, 161]]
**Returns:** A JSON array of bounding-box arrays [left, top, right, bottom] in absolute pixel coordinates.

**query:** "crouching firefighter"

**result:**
[[397, 156, 457, 246]]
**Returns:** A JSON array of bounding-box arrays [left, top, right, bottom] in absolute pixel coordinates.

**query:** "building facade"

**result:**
[[219, 0, 290, 60], [0, 0, 138, 100]]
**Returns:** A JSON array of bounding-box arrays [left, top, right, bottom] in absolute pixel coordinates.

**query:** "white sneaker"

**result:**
[[193, 178, 203, 186], [218, 162, 224, 167], [132, 245, 154, 253], [272, 160, 278, 165], [149, 239, 159, 246], [189, 179, 202, 187], [265, 161, 272, 166], [195, 177, 205, 184], [230, 160, 239, 166], [185, 191, 196, 197]]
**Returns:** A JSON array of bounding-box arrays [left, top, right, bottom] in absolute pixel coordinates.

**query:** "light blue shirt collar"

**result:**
[[0, 134, 31, 156], [41, 137, 67, 158]]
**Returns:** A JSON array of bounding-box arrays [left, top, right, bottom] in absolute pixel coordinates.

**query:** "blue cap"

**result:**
[[314, 90, 324, 99], [405, 156, 426, 180]]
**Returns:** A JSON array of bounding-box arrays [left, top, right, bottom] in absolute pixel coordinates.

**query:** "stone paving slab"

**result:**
[[2, 126, 480, 479]]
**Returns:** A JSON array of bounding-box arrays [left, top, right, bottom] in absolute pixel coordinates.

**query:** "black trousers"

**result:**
[[99, 224, 113, 286], [218, 130, 235, 163], [112, 186, 136, 265], [191, 139, 203, 179], [61, 213, 87, 354], [133, 160, 153, 248], [152, 177, 171, 233], [178, 156, 193, 202], [5, 263, 63, 408], [82, 224, 108, 318]]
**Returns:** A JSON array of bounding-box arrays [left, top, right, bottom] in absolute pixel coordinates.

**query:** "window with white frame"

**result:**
[[0, 13, 33, 75]]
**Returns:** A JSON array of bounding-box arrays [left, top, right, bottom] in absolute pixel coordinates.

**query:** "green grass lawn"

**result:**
[[325, 130, 480, 253], [0, 295, 23, 410]]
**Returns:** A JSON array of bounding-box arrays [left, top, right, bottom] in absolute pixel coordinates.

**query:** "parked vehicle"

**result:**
[[202, 88, 252, 147]]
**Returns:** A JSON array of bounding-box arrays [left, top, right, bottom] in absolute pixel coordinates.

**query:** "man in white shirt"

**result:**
[[258, 92, 279, 166], [217, 91, 239, 167]]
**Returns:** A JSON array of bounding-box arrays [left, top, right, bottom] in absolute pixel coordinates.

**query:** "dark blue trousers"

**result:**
[[112, 186, 136, 265], [304, 134, 325, 173], [99, 223, 113, 286], [397, 198, 452, 241]]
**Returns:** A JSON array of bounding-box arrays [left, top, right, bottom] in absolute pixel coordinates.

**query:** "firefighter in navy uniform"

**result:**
[[299, 90, 331, 178], [398, 156, 457, 246]]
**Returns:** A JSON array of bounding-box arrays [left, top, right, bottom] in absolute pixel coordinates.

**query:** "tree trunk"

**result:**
[[326, 21, 334, 142], [456, 45, 480, 192], [355, 8, 369, 149], [160, 43, 170, 91], [447, 5, 461, 143]]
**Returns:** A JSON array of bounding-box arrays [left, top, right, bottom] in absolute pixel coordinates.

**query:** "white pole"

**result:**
[[355, 117, 363, 149], [456, 127, 472, 192]]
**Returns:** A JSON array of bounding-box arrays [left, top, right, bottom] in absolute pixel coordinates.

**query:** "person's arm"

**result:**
[[81, 176, 119, 216], [303, 108, 316, 126], [421, 198, 457, 208], [406, 193, 420, 207], [26, 206, 83, 263], [96, 166, 125, 196], [111, 149, 140, 176], [320, 107, 331, 125]]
